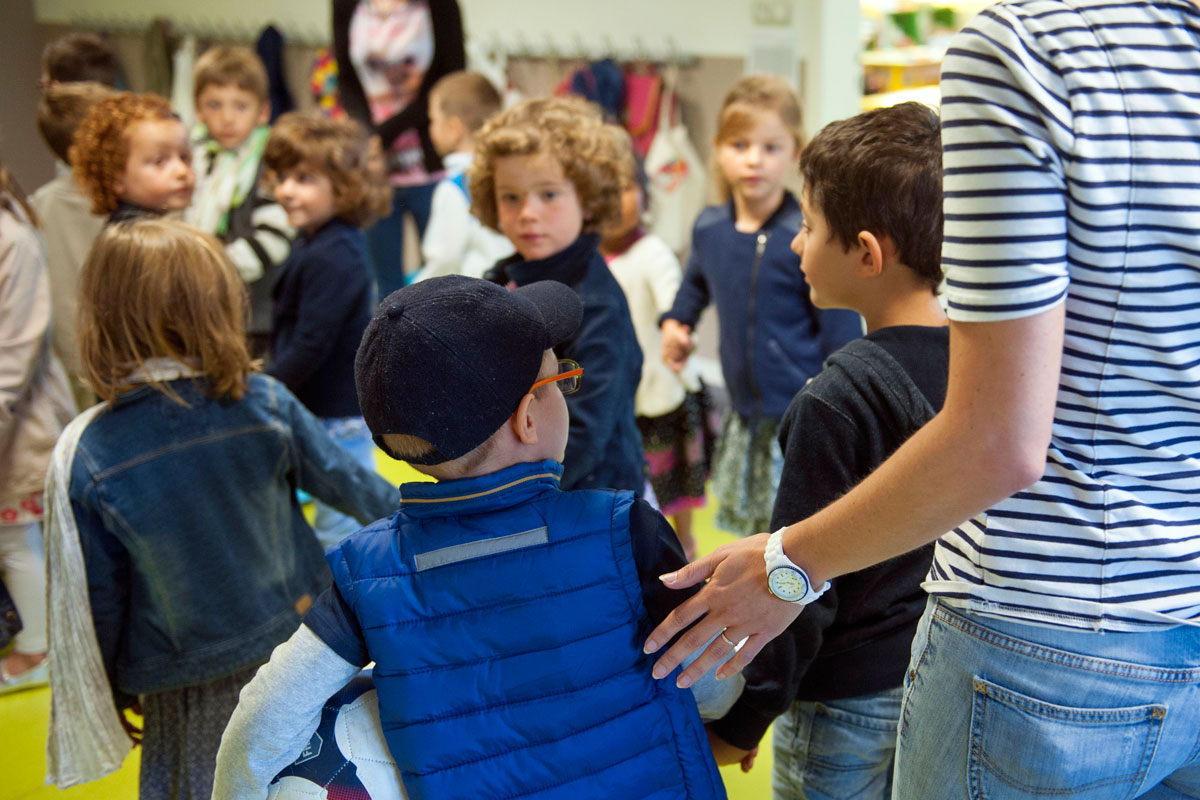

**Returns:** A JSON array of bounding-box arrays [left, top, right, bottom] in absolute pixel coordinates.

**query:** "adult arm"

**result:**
[[276, 380, 400, 523], [212, 624, 361, 800], [649, 307, 1065, 684], [643, 7, 1072, 685]]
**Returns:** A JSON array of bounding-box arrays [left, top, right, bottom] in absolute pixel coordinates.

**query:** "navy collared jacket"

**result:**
[[663, 193, 863, 419], [486, 234, 644, 493]]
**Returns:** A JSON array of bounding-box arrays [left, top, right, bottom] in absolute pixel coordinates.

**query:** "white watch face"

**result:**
[[768, 566, 810, 603]]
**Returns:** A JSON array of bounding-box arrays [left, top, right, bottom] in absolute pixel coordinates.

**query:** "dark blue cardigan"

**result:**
[[487, 235, 645, 493], [268, 218, 376, 419], [663, 193, 863, 419]]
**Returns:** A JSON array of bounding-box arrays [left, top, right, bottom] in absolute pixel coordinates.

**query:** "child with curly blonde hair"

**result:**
[[262, 111, 392, 545], [71, 92, 194, 224], [475, 96, 644, 494]]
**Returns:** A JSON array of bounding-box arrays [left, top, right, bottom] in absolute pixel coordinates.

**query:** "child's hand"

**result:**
[[705, 725, 758, 772], [661, 319, 693, 372]]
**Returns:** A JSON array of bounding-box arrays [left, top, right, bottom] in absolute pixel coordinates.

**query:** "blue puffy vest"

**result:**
[[330, 460, 726, 799]]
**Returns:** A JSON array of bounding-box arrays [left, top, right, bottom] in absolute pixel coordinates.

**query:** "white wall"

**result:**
[[34, 0, 861, 132]]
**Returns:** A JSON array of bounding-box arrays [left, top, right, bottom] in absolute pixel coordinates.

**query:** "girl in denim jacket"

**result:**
[[43, 219, 399, 796]]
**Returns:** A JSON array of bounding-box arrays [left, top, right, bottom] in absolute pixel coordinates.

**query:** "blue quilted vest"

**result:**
[[330, 460, 726, 799]]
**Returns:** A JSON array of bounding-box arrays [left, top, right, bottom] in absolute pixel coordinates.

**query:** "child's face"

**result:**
[[115, 118, 195, 212], [427, 95, 462, 157], [716, 110, 798, 207], [494, 151, 585, 261], [274, 164, 337, 234], [794, 189, 859, 310], [195, 83, 269, 151]]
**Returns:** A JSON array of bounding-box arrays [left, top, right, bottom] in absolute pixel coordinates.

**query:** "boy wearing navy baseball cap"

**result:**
[[214, 276, 735, 800]]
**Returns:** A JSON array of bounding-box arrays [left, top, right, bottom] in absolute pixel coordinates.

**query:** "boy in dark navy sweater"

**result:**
[[262, 111, 392, 547], [214, 276, 737, 799], [705, 103, 949, 800]]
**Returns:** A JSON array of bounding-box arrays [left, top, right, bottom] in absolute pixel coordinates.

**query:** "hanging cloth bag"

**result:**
[[644, 67, 706, 254]]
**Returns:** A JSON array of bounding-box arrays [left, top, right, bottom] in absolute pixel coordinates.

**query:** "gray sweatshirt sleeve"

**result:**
[[212, 625, 360, 800]]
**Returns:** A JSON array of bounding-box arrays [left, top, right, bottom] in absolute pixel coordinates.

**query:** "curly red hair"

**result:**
[[70, 92, 179, 214]]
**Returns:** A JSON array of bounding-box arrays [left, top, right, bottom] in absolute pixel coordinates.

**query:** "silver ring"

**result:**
[[719, 629, 736, 648]]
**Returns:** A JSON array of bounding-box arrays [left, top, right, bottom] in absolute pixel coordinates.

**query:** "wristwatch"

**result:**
[[764, 528, 830, 604]]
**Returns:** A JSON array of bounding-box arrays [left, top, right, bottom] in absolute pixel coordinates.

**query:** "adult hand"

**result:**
[[660, 319, 693, 372], [643, 533, 803, 687], [705, 726, 759, 772]]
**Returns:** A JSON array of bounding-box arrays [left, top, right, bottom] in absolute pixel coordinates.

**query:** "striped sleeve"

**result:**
[[940, 4, 1072, 321]]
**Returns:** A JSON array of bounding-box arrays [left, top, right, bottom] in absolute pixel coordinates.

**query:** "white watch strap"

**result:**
[[764, 528, 830, 603]]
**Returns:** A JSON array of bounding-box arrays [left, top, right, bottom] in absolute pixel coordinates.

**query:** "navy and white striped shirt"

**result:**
[[929, 0, 1200, 631]]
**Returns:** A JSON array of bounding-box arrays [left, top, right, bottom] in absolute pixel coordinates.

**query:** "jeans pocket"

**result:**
[[968, 675, 1164, 800]]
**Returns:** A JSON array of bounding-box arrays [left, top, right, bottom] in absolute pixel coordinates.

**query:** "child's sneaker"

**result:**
[[0, 658, 49, 695]]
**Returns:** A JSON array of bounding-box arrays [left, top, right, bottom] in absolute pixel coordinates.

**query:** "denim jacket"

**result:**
[[68, 373, 399, 701]]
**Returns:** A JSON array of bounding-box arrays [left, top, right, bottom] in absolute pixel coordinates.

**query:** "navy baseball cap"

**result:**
[[355, 275, 582, 464]]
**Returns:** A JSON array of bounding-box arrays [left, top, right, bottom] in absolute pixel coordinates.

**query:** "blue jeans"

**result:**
[[894, 598, 1200, 800], [366, 182, 437, 298], [771, 686, 903, 800], [311, 416, 377, 549]]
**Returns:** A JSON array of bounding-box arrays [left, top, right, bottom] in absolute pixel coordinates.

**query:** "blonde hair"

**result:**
[[263, 112, 392, 228], [193, 45, 269, 104], [713, 75, 803, 202], [37, 81, 116, 164], [469, 96, 623, 234], [71, 92, 179, 214], [430, 71, 503, 134], [78, 219, 254, 403]]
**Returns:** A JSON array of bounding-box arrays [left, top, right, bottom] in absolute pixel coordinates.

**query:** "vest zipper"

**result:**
[[746, 231, 768, 418]]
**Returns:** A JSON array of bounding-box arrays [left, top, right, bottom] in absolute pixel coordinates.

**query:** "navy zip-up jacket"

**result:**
[[486, 234, 644, 493], [663, 193, 862, 419]]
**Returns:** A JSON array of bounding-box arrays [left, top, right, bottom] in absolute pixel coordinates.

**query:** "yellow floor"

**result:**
[[1, 457, 772, 799]]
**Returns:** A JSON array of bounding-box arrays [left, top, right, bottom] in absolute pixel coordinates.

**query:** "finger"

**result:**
[[715, 631, 771, 680], [643, 592, 709, 657], [672, 636, 734, 689], [659, 547, 724, 589], [650, 611, 725, 679]]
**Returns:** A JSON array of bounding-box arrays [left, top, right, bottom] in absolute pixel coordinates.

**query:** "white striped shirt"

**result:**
[[929, 0, 1200, 631]]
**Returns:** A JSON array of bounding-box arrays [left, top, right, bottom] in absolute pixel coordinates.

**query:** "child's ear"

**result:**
[[257, 102, 271, 126], [511, 392, 540, 445], [856, 230, 891, 279]]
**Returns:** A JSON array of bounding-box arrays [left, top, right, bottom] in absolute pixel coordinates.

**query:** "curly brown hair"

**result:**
[[468, 96, 623, 234], [262, 112, 392, 228], [70, 92, 179, 214], [78, 219, 254, 403]]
